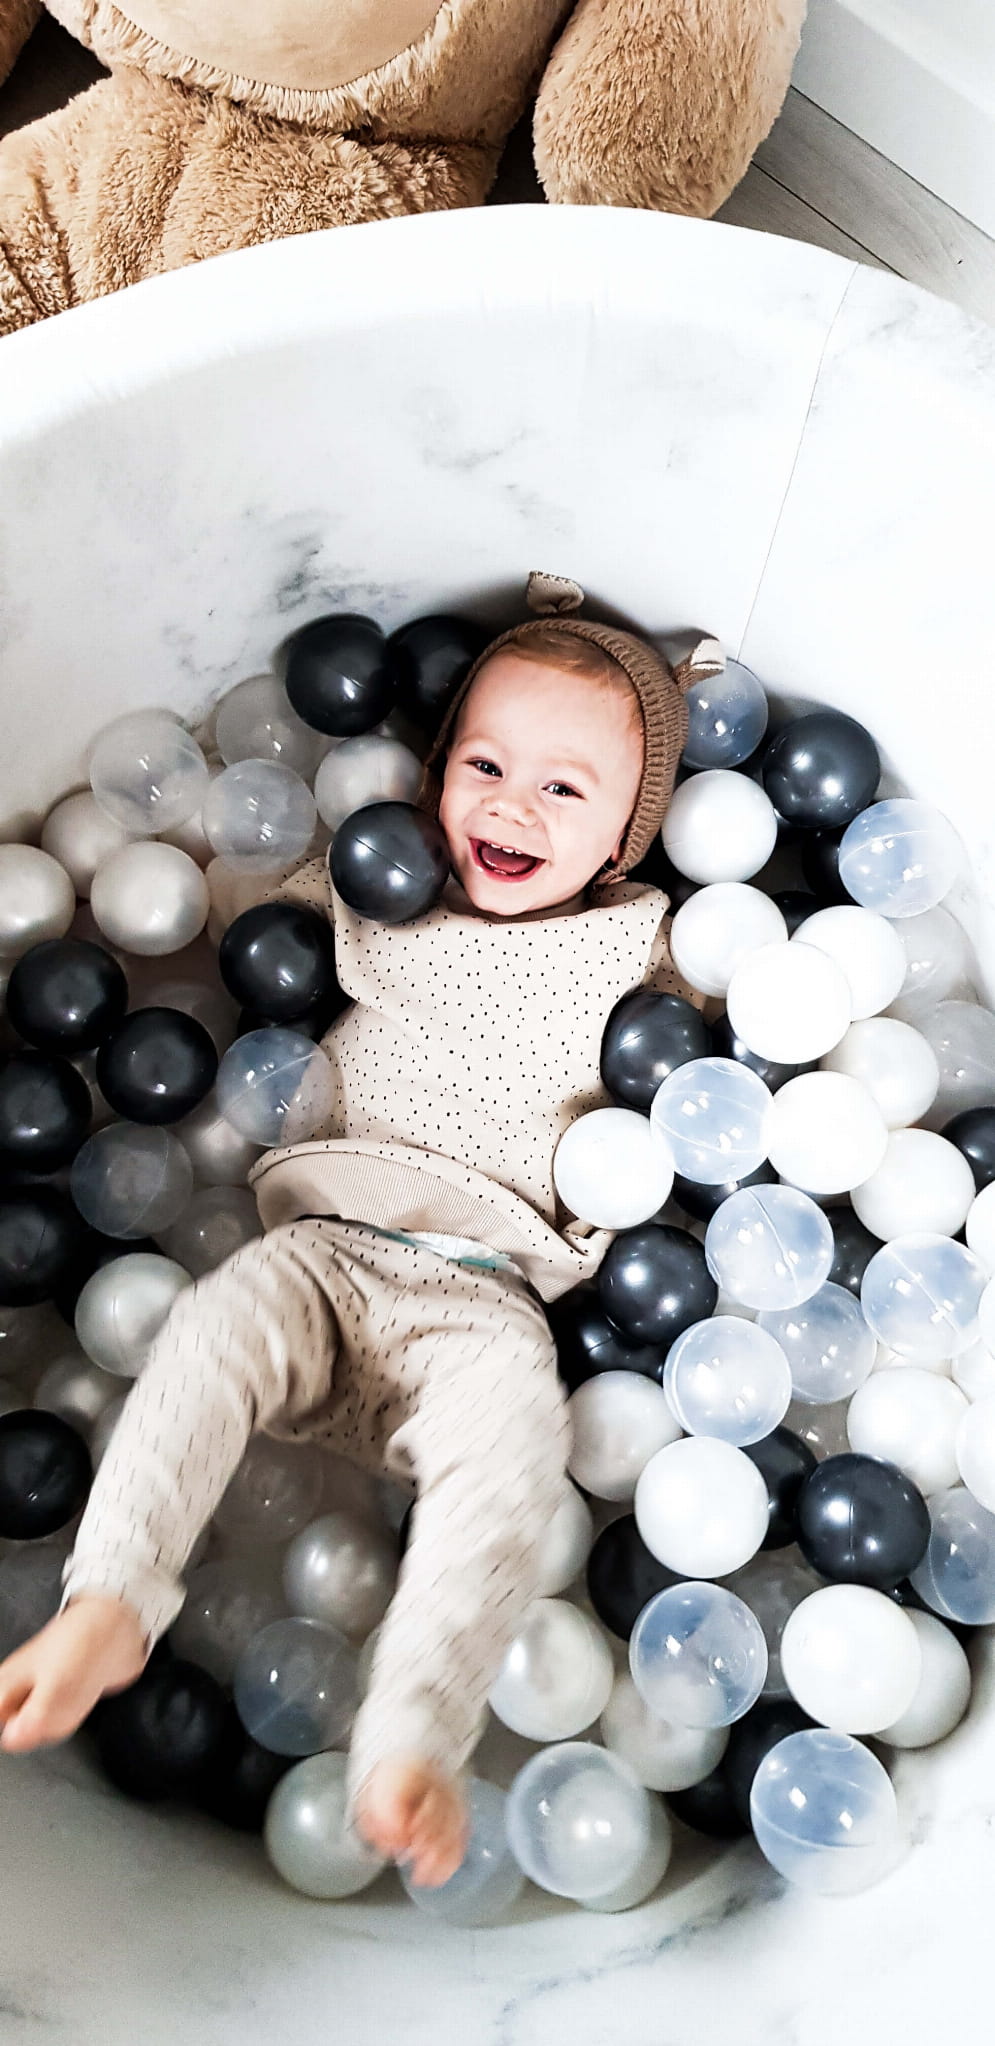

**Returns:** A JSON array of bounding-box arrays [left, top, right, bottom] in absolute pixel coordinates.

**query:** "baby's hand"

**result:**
[[0, 1596, 146, 1753]]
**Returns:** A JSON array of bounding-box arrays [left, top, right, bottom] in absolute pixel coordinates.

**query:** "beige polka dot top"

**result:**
[[249, 857, 695, 1301]]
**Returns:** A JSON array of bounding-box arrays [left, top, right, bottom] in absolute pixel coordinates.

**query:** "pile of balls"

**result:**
[[1, 612, 995, 1926]]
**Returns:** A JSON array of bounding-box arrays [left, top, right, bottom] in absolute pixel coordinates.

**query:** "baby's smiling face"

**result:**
[[438, 651, 644, 917]]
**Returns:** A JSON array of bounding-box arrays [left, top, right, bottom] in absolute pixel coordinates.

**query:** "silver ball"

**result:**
[[74, 1253, 192, 1377], [33, 1348, 121, 1438], [283, 1510, 398, 1641], [158, 1186, 260, 1276], [90, 842, 210, 956], [264, 1751, 386, 1899], [0, 844, 75, 956], [90, 1393, 128, 1464], [41, 791, 131, 898]]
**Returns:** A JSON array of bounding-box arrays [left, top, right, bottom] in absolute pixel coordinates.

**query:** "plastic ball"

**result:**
[[669, 885, 787, 1000], [488, 1597, 614, 1741], [89, 1657, 228, 1800], [780, 1584, 921, 1732], [726, 941, 852, 1065], [389, 613, 488, 730], [74, 1253, 191, 1377], [954, 1391, 995, 1511], [827, 1207, 881, 1296], [215, 1028, 335, 1146], [661, 770, 778, 884], [0, 1187, 93, 1306], [739, 1428, 818, 1549], [88, 711, 209, 837], [401, 1778, 525, 1926], [175, 1092, 263, 1188], [0, 1409, 91, 1538], [761, 711, 880, 830], [650, 1056, 771, 1185], [852, 1128, 975, 1241], [233, 1615, 358, 1757], [634, 1435, 770, 1577], [910, 1484, 995, 1624], [888, 905, 973, 1022], [821, 1017, 939, 1129], [860, 1233, 988, 1362], [784, 1398, 852, 1462], [952, 1337, 995, 1402], [70, 1122, 194, 1239], [218, 903, 338, 1025], [597, 1223, 717, 1346], [579, 1798, 673, 1914], [505, 1741, 652, 1902], [585, 1513, 679, 1640], [33, 1347, 122, 1440], [773, 889, 819, 936], [283, 613, 397, 737], [629, 1580, 767, 1727], [765, 1072, 888, 1196], [847, 1369, 968, 1497], [704, 1185, 834, 1312], [945, 1107, 995, 1193], [91, 842, 209, 956], [838, 799, 962, 918], [800, 827, 854, 907], [876, 1607, 972, 1748], [758, 1283, 876, 1405], [196, 1710, 294, 1833], [329, 801, 450, 923], [6, 938, 129, 1057], [725, 1549, 821, 1692], [214, 1437, 325, 1550], [750, 1729, 900, 1893], [916, 1000, 995, 1125], [599, 990, 711, 1112], [40, 789, 131, 898], [533, 1486, 594, 1596], [0, 1052, 91, 1173], [553, 1108, 674, 1230], [566, 1371, 681, 1501], [673, 1160, 778, 1224], [707, 1010, 804, 1094], [681, 658, 768, 771], [264, 1745, 387, 1894], [601, 1669, 729, 1791], [157, 1185, 260, 1276], [547, 1285, 665, 1392], [201, 760, 317, 874], [794, 1452, 929, 1588], [665, 1763, 750, 1839], [171, 1557, 286, 1686], [142, 975, 240, 1056], [966, 1181, 995, 1275], [313, 733, 422, 835], [214, 673, 326, 780], [663, 1317, 792, 1445], [723, 1697, 815, 1822], [0, 844, 75, 958], [792, 905, 905, 1021], [282, 1509, 397, 1641], [93, 1008, 217, 1127]]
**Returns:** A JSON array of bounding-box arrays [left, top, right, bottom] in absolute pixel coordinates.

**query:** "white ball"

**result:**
[[668, 885, 787, 1000], [846, 1368, 968, 1495], [74, 1253, 192, 1377], [634, 1436, 769, 1577], [533, 1487, 595, 1597], [567, 1372, 681, 1503], [600, 1670, 729, 1792], [0, 845, 75, 957], [955, 1393, 995, 1511], [661, 770, 778, 885], [876, 1608, 971, 1749], [314, 734, 423, 834], [978, 1277, 995, 1359], [780, 1585, 922, 1734], [792, 906, 906, 1021], [953, 1338, 995, 1402], [726, 942, 852, 1065], [41, 790, 131, 898], [766, 1072, 888, 1197], [553, 1108, 674, 1230], [489, 1598, 615, 1742], [852, 1130, 976, 1241], [820, 1017, 939, 1129], [91, 842, 210, 956], [966, 1182, 995, 1273]]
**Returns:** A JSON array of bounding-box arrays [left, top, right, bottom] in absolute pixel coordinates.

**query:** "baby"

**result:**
[[0, 581, 715, 1887]]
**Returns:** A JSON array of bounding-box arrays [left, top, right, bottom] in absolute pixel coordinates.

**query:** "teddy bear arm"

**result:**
[[0, 0, 43, 88]]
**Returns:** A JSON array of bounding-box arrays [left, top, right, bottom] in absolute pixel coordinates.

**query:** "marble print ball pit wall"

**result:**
[[1, 208, 995, 2044]]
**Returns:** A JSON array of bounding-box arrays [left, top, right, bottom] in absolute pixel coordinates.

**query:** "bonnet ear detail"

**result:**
[[671, 635, 725, 695], [525, 571, 586, 617]]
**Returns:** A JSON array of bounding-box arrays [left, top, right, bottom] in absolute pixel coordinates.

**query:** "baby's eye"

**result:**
[[468, 758, 501, 777], [546, 781, 581, 799]]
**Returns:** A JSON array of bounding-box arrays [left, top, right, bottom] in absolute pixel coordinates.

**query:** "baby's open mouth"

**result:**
[[470, 838, 543, 880]]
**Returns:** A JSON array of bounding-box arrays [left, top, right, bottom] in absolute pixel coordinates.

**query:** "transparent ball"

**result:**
[[566, 1371, 681, 1502], [143, 978, 239, 1056], [916, 1000, 995, 1126], [852, 1129, 976, 1241], [171, 1557, 286, 1686], [74, 1253, 191, 1378], [726, 941, 852, 1065], [214, 1437, 325, 1550], [91, 842, 210, 956], [888, 906, 974, 1023], [401, 1779, 526, 1927], [661, 770, 778, 884], [784, 1398, 852, 1461], [488, 1597, 615, 1742], [725, 1549, 822, 1696], [650, 1057, 771, 1186], [89, 710, 209, 836], [0, 845, 75, 958], [216, 1029, 336, 1146], [215, 674, 326, 781], [876, 1607, 972, 1748], [820, 1018, 939, 1129], [750, 1729, 900, 1894], [765, 1072, 888, 1197], [861, 1233, 987, 1362], [780, 1584, 921, 1732], [264, 1750, 386, 1898], [634, 1435, 770, 1576], [33, 1348, 122, 1440], [579, 1799, 673, 1914], [41, 790, 131, 899], [234, 1615, 358, 1756], [838, 798, 962, 918], [533, 1486, 594, 1597], [601, 1668, 729, 1790], [70, 1121, 194, 1238], [663, 1316, 792, 1444], [846, 1367, 968, 1496], [202, 759, 317, 873], [681, 659, 768, 771], [282, 1509, 397, 1641], [791, 906, 906, 1021], [910, 1484, 995, 1624], [758, 1282, 876, 1405], [314, 734, 423, 835], [158, 1185, 261, 1276], [669, 885, 787, 1000], [630, 1580, 767, 1729], [704, 1185, 834, 1312], [505, 1741, 652, 1902], [553, 1107, 675, 1229]]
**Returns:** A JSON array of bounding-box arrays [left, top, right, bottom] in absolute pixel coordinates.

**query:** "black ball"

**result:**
[[237, 990, 348, 1042], [5, 938, 128, 1055], [796, 1452, 931, 1589], [673, 1161, 778, 1225], [709, 1010, 805, 1093], [0, 1052, 91, 1172], [598, 1223, 717, 1348], [389, 613, 488, 731], [96, 1008, 218, 1125], [283, 613, 397, 737], [88, 1658, 229, 1802], [196, 1707, 295, 1832], [586, 1514, 679, 1641], [0, 1186, 93, 1306], [800, 828, 855, 906], [627, 837, 700, 910], [942, 1107, 995, 1192], [219, 903, 340, 1025], [666, 1766, 750, 1840], [0, 1409, 91, 1539], [772, 889, 819, 937], [547, 1285, 665, 1392], [827, 1206, 881, 1296], [724, 1699, 816, 1825], [600, 991, 711, 1113], [761, 711, 880, 830], [742, 1426, 818, 1550], [329, 802, 450, 924]]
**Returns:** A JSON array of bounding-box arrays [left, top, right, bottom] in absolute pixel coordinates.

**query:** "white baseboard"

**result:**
[[793, 0, 995, 237]]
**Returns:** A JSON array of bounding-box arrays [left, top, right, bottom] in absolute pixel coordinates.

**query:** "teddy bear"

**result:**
[[0, 1, 806, 335]]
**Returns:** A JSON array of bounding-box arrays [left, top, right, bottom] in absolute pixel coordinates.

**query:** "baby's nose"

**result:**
[[490, 787, 537, 826]]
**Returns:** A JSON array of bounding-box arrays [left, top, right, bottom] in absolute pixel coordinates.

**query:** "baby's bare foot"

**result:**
[[354, 1755, 468, 1887], [0, 1596, 146, 1752]]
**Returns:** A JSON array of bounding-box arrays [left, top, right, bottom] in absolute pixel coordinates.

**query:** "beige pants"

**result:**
[[63, 1218, 570, 1803]]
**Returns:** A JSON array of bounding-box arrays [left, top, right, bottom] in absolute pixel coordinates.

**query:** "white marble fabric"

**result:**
[[1, 205, 995, 2040]]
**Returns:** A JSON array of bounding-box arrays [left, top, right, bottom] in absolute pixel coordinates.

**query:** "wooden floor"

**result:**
[[2, 13, 993, 326]]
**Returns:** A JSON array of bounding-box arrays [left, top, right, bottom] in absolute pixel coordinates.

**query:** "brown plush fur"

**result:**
[[0, 0, 806, 335]]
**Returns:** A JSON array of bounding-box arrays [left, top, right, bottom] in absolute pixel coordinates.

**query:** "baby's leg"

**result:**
[[0, 1221, 341, 1752]]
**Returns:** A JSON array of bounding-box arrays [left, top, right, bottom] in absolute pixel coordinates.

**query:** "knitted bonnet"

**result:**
[[418, 572, 724, 887]]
